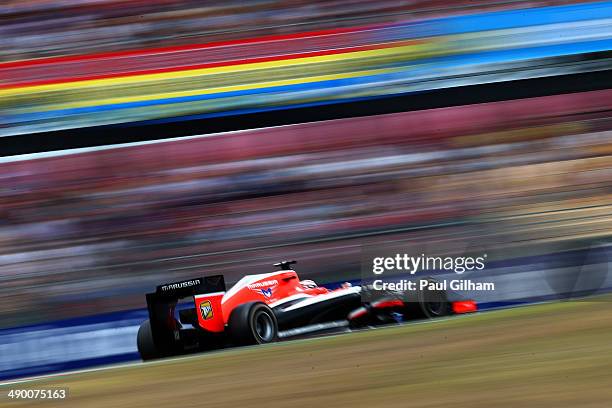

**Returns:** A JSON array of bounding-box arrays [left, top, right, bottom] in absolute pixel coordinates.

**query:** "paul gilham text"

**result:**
[[373, 279, 495, 291]]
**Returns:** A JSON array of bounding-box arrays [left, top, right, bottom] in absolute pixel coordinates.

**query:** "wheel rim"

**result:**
[[424, 291, 446, 316], [254, 311, 274, 341], [425, 299, 445, 316]]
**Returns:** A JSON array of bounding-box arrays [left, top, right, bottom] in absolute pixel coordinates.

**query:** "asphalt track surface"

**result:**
[[2, 297, 611, 408]]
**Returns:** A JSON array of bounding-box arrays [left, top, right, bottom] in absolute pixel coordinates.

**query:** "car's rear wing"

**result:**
[[151, 275, 225, 299], [145, 275, 226, 355]]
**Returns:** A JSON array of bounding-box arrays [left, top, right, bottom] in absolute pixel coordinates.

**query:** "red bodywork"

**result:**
[[193, 270, 329, 332]]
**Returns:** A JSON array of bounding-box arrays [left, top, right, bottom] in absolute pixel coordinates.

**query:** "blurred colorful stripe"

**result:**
[[1, 1, 611, 136]]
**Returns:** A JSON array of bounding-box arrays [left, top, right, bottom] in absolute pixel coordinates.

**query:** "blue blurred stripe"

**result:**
[[9, 37, 612, 125], [392, 1, 612, 37]]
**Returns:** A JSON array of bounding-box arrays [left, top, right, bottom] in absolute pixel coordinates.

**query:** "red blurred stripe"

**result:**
[[0, 40, 418, 90], [0, 23, 385, 70]]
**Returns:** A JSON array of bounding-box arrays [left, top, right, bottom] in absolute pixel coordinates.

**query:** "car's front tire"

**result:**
[[420, 288, 452, 318], [229, 302, 279, 346], [401, 278, 452, 319], [419, 278, 452, 318]]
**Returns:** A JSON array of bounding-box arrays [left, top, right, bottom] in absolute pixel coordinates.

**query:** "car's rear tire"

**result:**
[[137, 319, 159, 361], [229, 302, 278, 346]]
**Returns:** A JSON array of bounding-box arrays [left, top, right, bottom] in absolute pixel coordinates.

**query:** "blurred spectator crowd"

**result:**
[[0, 89, 611, 327]]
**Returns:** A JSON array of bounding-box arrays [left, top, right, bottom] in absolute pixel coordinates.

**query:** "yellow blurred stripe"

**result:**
[[0, 42, 438, 97], [27, 67, 403, 112]]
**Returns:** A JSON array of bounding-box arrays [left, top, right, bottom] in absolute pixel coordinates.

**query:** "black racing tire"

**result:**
[[419, 278, 452, 318], [137, 320, 159, 361], [229, 302, 279, 346]]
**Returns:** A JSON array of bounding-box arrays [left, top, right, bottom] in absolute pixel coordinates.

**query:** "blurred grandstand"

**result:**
[[1, 89, 611, 327]]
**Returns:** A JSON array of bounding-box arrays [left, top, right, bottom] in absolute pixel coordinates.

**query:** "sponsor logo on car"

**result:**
[[261, 287, 273, 298], [200, 300, 213, 320], [160, 279, 201, 292], [248, 280, 278, 290]]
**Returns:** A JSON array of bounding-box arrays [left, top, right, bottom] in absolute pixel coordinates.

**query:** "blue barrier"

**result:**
[[0, 309, 146, 381]]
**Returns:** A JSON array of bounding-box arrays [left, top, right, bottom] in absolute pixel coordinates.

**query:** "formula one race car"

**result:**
[[137, 260, 477, 360]]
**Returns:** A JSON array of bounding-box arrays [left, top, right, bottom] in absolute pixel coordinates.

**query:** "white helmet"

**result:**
[[300, 279, 318, 289]]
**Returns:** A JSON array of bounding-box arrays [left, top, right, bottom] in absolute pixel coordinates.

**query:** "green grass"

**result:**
[[4, 298, 612, 408]]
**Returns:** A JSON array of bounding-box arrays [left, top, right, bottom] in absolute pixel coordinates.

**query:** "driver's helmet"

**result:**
[[299, 279, 318, 289]]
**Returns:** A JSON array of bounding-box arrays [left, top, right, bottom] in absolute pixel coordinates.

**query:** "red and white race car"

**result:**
[[137, 260, 477, 360]]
